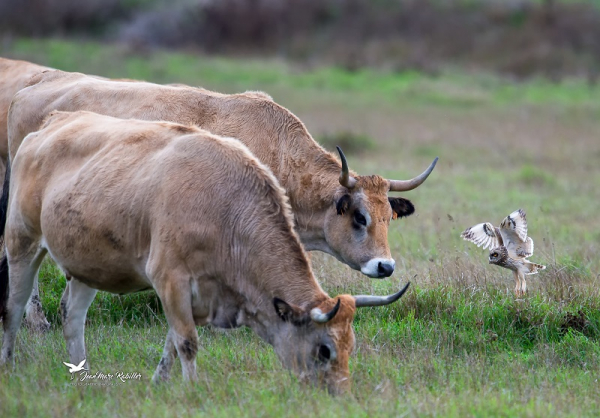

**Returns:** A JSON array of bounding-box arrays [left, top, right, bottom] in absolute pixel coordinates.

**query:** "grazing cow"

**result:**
[[5, 68, 436, 329], [0, 111, 409, 394]]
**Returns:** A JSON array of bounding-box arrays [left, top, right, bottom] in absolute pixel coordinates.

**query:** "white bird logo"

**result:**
[[63, 359, 88, 378]]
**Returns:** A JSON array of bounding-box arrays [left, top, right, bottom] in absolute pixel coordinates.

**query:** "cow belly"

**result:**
[[62, 265, 150, 294], [40, 194, 151, 295]]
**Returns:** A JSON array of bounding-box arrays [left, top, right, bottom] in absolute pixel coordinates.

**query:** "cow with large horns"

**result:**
[[3, 65, 437, 329], [0, 111, 410, 394]]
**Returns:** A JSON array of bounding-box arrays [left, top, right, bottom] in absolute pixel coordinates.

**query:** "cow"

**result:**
[[0, 111, 409, 394], [4, 67, 437, 329]]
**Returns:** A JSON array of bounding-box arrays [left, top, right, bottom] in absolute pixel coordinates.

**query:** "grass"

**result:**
[[1, 38, 600, 417]]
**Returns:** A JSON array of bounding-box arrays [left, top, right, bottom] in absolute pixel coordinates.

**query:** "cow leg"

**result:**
[[152, 329, 178, 383], [155, 279, 199, 382], [62, 279, 97, 366], [1, 247, 46, 366], [23, 272, 51, 332]]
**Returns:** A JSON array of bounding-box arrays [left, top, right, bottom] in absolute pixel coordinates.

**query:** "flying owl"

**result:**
[[460, 209, 546, 297]]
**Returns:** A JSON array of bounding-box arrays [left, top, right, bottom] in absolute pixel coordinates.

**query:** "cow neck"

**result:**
[[270, 131, 344, 246], [246, 267, 329, 345], [231, 247, 328, 341], [243, 239, 328, 311]]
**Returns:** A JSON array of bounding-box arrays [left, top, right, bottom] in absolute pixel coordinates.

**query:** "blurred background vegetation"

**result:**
[[2, 0, 600, 81]]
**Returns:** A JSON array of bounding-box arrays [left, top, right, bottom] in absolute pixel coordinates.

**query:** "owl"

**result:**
[[460, 209, 546, 297]]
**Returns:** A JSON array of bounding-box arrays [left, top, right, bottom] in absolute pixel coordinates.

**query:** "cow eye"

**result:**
[[317, 344, 332, 362], [353, 211, 367, 227]]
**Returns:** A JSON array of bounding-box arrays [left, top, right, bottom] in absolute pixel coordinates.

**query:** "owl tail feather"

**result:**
[[524, 261, 546, 275]]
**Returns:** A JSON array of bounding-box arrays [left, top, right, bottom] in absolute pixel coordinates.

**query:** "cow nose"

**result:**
[[360, 258, 395, 278], [377, 261, 394, 277]]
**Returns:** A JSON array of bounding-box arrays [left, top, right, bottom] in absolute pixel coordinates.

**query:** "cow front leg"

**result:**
[[62, 279, 97, 367], [23, 272, 51, 332], [155, 278, 199, 382], [152, 329, 178, 383]]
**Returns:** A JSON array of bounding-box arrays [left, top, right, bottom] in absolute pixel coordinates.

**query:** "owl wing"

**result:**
[[460, 222, 501, 250], [514, 237, 534, 258], [499, 209, 528, 241], [498, 209, 530, 258]]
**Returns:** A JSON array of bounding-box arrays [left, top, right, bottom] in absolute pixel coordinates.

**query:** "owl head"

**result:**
[[489, 246, 508, 265]]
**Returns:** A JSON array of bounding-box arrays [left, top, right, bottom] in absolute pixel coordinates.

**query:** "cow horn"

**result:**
[[336, 146, 357, 189], [354, 282, 410, 307], [388, 157, 438, 192], [310, 298, 341, 323]]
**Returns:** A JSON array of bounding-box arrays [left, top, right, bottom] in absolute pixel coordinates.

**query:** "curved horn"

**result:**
[[388, 157, 438, 192], [354, 282, 410, 307], [336, 146, 357, 189], [310, 298, 341, 323]]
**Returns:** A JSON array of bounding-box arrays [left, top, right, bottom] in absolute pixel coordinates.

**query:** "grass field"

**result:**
[[1, 38, 599, 417]]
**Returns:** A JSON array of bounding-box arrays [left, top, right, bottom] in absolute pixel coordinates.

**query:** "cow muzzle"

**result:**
[[360, 258, 395, 278]]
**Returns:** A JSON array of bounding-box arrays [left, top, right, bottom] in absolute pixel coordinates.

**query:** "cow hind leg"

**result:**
[[62, 279, 97, 367], [23, 272, 51, 332], [1, 247, 46, 366]]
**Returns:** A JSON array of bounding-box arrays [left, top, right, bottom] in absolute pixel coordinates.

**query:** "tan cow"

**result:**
[[0, 111, 409, 394], [4, 67, 436, 329], [8, 69, 437, 276]]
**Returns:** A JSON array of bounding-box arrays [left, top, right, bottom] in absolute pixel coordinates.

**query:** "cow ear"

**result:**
[[389, 197, 415, 220], [335, 194, 351, 215], [273, 298, 310, 326]]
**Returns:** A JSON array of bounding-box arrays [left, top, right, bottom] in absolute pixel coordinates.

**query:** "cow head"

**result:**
[[323, 147, 437, 278], [271, 282, 410, 395]]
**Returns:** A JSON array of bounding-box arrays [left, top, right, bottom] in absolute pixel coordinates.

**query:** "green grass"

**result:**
[[1, 38, 600, 417]]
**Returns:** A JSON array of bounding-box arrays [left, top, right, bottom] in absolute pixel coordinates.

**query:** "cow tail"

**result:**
[[0, 160, 11, 320]]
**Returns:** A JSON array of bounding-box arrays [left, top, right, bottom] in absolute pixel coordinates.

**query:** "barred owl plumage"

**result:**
[[461, 209, 546, 297]]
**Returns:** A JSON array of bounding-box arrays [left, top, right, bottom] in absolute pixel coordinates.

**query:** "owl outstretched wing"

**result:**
[[498, 209, 531, 258], [460, 222, 502, 250], [499, 209, 528, 241]]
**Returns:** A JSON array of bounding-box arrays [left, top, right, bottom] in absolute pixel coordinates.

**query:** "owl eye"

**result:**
[[492, 253, 498, 257]]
